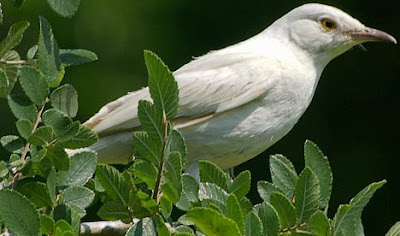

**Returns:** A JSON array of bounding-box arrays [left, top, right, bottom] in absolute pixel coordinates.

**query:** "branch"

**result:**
[[80, 220, 133, 236], [0, 60, 36, 66]]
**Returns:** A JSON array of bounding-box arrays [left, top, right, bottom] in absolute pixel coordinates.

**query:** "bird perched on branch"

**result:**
[[83, 3, 396, 175]]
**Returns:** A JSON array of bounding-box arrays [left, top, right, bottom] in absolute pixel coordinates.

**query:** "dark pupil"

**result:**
[[325, 20, 333, 28]]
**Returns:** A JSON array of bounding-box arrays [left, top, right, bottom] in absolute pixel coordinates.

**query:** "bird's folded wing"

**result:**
[[85, 51, 277, 136]]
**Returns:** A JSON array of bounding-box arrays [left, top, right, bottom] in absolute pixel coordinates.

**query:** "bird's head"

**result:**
[[273, 3, 397, 65]]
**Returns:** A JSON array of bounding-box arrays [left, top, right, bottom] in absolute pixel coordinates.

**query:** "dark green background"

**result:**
[[1, 0, 399, 234]]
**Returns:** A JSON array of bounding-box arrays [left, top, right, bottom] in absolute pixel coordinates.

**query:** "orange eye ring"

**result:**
[[321, 18, 336, 31]]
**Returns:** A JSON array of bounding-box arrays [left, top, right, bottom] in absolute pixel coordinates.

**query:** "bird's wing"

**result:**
[[85, 51, 277, 136]]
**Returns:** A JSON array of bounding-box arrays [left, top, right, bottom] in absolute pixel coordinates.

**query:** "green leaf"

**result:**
[[160, 196, 172, 219], [229, 170, 251, 199], [27, 45, 38, 60], [182, 174, 199, 203], [50, 84, 78, 117], [46, 144, 70, 171], [8, 94, 38, 122], [295, 167, 320, 223], [130, 159, 158, 189], [47, 0, 80, 18], [133, 131, 161, 165], [42, 108, 72, 136], [187, 207, 241, 236], [1, 51, 20, 94], [332, 180, 386, 236], [165, 129, 187, 164], [144, 50, 179, 119], [59, 124, 98, 148], [270, 191, 297, 229], [161, 151, 183, 203], [96, 164, 130, 205], [38, 16, 62, 87], [126, 218, 156, 236], [28, 125, 54, 146], [47, 167, 57, 205], [199, 182, 228, 212], [0, 189, 40, 236], [57, 151, 97, 187], [137, 100, 164, 146], [0, 21, 30, 59], [199, 160, 230, 191], [8, 0, 25, 8], [1, 135, 24, 153], [40, 214, 55, 235], [244, 211, 263, 236], [0, 161, 8, 177], [239, 197, 253, 218], [18, 66, 49, 106], [154, 213, 171, 236], [255, 202, 280, 236], [307, 210, 331, 236], [16, 119, 33, 139], [270, 154, 298, 199], [0, 4, 2, 24], [257, 181, 282, 202], [52, 204, 80, 234], [60, 186, 94, 209], [16, 181, 52, 208], [304, 140, 332, 208], [386, 222, 400, 236], [60, 49, 98, 66], [57, 121, 80, 142], [226, 194, 244, 232], [175, 225, 195, 235], [97, 201, 130, 222], [0, 69, 9, 98], [54, 219, 74, 235]]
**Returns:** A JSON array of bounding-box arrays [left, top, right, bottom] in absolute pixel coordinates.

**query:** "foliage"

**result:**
[[0, 3, 398, 236]]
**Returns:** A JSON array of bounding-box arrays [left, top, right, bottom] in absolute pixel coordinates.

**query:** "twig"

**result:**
[[0, 60, 35, 66], [280, 222, 307, 233], [80, 220, 133, 236]]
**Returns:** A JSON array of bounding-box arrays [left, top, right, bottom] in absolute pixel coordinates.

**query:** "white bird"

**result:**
[[82, 3, 396, 174]]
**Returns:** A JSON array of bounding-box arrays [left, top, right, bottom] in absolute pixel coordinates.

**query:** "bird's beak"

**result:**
[[350, 27, 397, 44]]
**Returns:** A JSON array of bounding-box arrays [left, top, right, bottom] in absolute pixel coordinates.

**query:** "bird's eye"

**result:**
[[321, 18, 336, 31]]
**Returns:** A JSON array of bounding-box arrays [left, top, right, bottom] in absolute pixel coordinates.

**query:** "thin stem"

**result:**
[[280, 222, 307, 233], [0, 60, 35, 66]]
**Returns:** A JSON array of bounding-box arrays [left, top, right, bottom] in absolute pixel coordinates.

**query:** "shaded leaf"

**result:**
[[59, 124, 98, 148], [126, 218, 156, 236], [8, 94, 37, 122], [42, 108, 72, 136], [18, 66, 49, 106], [255, 202, 280, 236], [308, 210, 331, 236], [199, 182, 228, 212], [46, 144, 70, 171], [161, 151, 183, 203], [40, 214, 55, 235], [50, 84, 78, 117], [47, 0, 80, 18], [165, 129, 187, 164], [60, 49, 97, 66], [304, 140, 332, 208], [28, 125, 54, 146], [0, 161, 8, 177], [57, 151, 97, 187], [130, 159, 158, 189], [96, 164, 130, 205], [8, 0, 25, 8], [187, 207, 241, 236], [144, 50, 179, 119], [226, 194, 244, 232], [270, 191, 297, 228], [97, 201, 130, 222], [16, 181, 52, 208], [31, 147, 47, 162], [199, 160, 230, 191], [0, 21, 30, 58], [60, 186, 94, 209], [1, 135, 24, 153], [270, 154, 298, 199], [257, 181, 282, 202], [47, 167, 57, 205], [244, 211, 263, 236], [137, 100, 164, 146], [0, 189, 40, 236], [0, 69, 9, 98], [133, 131, 160, 165], [295, 167, 320, 223], [160, 196, 172, 219], [16, 119, 33, 139]]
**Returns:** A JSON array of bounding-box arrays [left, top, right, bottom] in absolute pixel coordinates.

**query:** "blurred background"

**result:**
[[1, 0, 399, 234]]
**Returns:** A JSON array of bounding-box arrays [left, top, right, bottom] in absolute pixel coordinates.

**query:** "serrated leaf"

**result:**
[[138, 100, 164, 146], [54, 219, 74, 235], [199, 182, 228, 212], [16, 181, 52, 208], [38, 16, 61, 87], [60, 49, 97, 66], [16, 119, 33, 139], [175, 225, 194, 234], [47, 167, 57, 205], [50, 84, 78, 117], [60, 186, 94, 209], [165, 129, 187, 164], [130, 159, 158, 189], [229, 170, 251, 199], [295, 167, 320, 223], [40, 214, 55, 235], [270, 154, 298, 199], [126, 218, 156, 236], [257, 181, 282, 202], [46, 144, 70, 171], [29, 125, 54, 146], [270, 191, 297, 229], [52, 204, 80, 234], [0, 189, 40, 236], [133, 131, 161, 165], [255, 202, 280, 236], [97, 201, 130, 222], [0, 161, 8, 177], [332, 180, 386, 236], [160, 196, 172, 219], [96, 164, 130, 205], [8, 94, 38, 122], [59, 124, 98, 148], [0, 69, 9, 97], [42, 108, 72, 136], [307, 210, 331, 236], [0, 21, 30, 58], [244, 211, 263, 236], [161, 151, 183, 203], [1, 135, 24, 153], [182, 174, 199, 203], [144, 50, 179, 119], [57, 151, 97, 187], [47, 0, 80, 18], [239, 197, 253, 218], [386, 222, 400, 236], [199, 160, 230, 191], [187, 207, 241, 236], [304, 140, 332, 208], [31, 147, 47, 162], [18, 66, 49, 106], [226, 194, 244, 232]]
